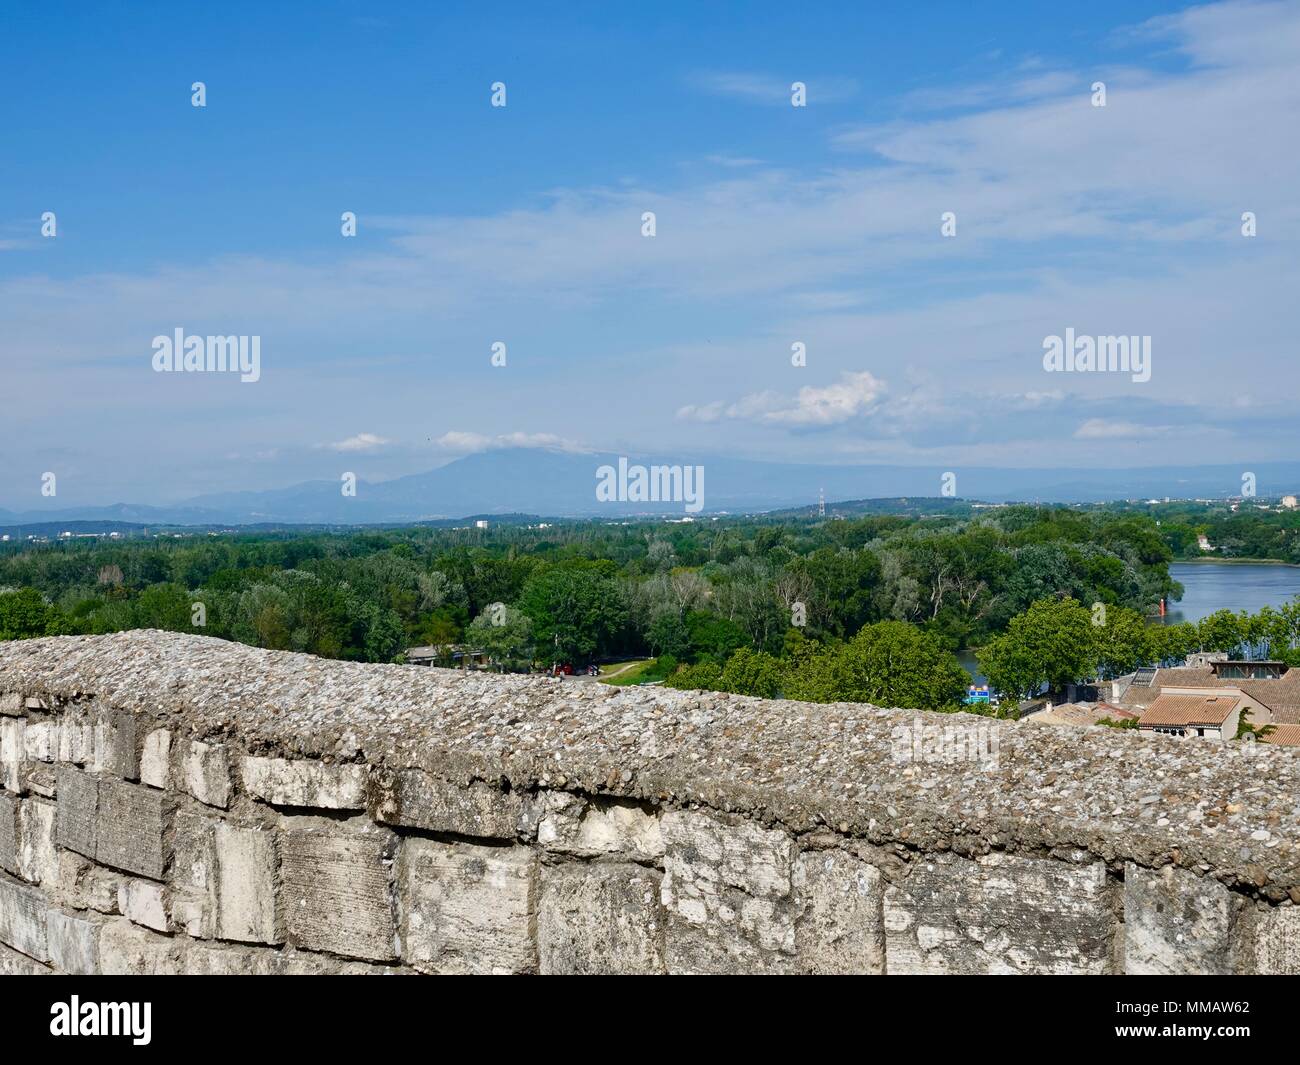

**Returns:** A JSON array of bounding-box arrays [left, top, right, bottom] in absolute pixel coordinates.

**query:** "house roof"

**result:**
[[1025, 702, 1140, 729], [1259, 723, 1300, 747], [1139, 692, 1242, 728], [1123, 665, 1300, 725]]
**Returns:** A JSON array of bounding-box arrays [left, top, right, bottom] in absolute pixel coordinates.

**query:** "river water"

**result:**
[[957, 561, 1300, 682], [1162, 562, 1300, 624]]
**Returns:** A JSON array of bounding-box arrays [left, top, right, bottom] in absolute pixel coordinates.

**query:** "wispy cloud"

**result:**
[[689, 71, 858, 105], [326, 432, 392, 452], [434, 431, 589, 454]]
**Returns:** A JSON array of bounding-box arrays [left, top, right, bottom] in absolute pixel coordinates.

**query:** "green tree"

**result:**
[[1093, 605, 1153, 678], [0, 588, 59, 640], [466, 605, 535, 672], [717, 647, 784, 698], [518, 566, 629, 663], [977, 597, 1096, 700], [785, 620, 968, 711]]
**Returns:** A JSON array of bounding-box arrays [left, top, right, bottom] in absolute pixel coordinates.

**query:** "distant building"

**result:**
[[1197, 534, 1213, 551], [1118, 659, 1300, 727], [406, 645, 490, 669], [1137, 692, 1245, 741], [1023, 702, 1140, 729], [475, 520, 490, 529], [1282, 495, 1298, 510]]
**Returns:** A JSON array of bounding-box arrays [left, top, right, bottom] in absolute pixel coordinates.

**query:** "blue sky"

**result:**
[[3, 0, 1298, 506]]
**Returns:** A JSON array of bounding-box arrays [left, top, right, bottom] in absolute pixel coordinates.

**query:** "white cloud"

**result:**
[[434, 431, 587, 454], [1074, 419, 1166, 439], [679, 371, 886, 428], [327, 433, 392, 452], [689, 72, 858, 106]]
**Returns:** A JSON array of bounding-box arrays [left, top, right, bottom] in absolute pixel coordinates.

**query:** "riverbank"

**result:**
[[1175, 556, 1300, 567]]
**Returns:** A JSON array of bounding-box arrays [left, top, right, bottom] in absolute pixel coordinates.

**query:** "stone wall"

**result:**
[[1, 630, 1298, 975]]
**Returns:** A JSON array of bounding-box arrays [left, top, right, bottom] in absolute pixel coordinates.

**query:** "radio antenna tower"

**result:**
[[818, 487, 826, 518]]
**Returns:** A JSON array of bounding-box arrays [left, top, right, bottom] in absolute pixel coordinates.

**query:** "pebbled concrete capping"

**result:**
[[1, 630, 1299, 975]]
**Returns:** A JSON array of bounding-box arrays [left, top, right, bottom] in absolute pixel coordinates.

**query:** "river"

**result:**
[[1161, 561, 1300, 624], [958, 561, 1300, 682]]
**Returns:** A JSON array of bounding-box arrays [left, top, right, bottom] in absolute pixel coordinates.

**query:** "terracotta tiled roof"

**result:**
[[1124, 666, 1300, 725], [1259, 723, 1300, 746], [1139, 693, 1241, 728]]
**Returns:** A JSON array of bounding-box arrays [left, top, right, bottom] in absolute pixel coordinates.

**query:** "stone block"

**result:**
[[55, 766, 98, 859], [0, 792, 16, 875], [120, 878, 168, 932], [660, 810, 797, 974], [281, 826, 397, 961], [884, 853, 1114, 975], [18, 798, 57, 886], [57, 713, 95, 765], [55, 851, 124, 915], [94, 709, 138, 779], [23, 720, 57, 762], [214, 822, 282, 944], [0, 941, 50, 974], [398, 837, 536, 974], [1236, 905, 1300, 974], [0, 692, 22, 716], [99, 917, 183, 975], [184, 740, 231, 808], [46, 910, 100, 974], [538, 863, 663, 974], [0, 717, 24, 792], [1123, 863, 1237, 975], [169, 808, 218, 939], [0, 875, 49, 961], [139, 729, 172, 789], [96, 778, 167, 879], [372, 768, 523, 839], [242, 756, 367, 810], [538, 796, 663, 860], [793, 849, 885, 974]]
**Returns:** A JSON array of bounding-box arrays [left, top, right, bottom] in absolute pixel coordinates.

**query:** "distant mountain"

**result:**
[[4, 449, 1300, 527]]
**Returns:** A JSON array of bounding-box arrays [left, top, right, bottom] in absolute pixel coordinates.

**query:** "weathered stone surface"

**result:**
[[884, 853, 1114, 975], [0, 716, 24, 792], [373, 768, 523, 839], [242, 756, 367, 810], [96, 778, 167, 878], [99, 917, 184, 975], [398, 837, 536, 974], [0, 792, 16, 875], [0, 940, 50, 973], [1123, 863, 1238, 975], [120, 878, 169, 931], [54, 765, 98, 859], [0, 692, 22, 716], [54, 851, 124, 915], [94, 709, 138, 779], [214, 822, 281, 944], [23, 720, 57, 762], [17, 798, 57, 885], [281, 825, 397, 961], [140, 728, 172, 789], [47, 910, 101, 974], [793, 848, 886, 974], [184, 739, 231, 808], [0, 875, 48, 961], [538, 796, 664, 860], [538, 863, 663, 974], [660, 810, 797, 974], [1236, 904, 1300, 974], [56, 712, 95, 765]]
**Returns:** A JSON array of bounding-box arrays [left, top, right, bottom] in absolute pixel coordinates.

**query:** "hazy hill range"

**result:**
[[3, 450, 1299, 526]]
